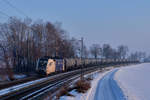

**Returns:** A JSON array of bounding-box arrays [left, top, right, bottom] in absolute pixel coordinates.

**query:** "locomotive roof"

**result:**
[[40, 56, 63, 60]]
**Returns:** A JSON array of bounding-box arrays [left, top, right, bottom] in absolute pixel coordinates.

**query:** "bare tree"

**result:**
[[0, 43, 14, 80], [117, 45, 128, 59], [128, 51, 146, 61], [102, 44, 113, 59], [0, 17, 78, 75], [90, 44, 101, 59]]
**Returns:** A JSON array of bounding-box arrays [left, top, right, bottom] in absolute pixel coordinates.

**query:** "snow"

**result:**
[[0, 74, 27, 82], [60, 70, 111, 100], [115, 63, 150, 100], [0, 69, 86, 97], [14, 74, 27, 79], [0, 76, 49, 96], [0, 75, 9, 81], [94, 69, 126, 100], [59, 64, 150, 100], [59, 67, 129, 100], [0, 73, 59, 97]]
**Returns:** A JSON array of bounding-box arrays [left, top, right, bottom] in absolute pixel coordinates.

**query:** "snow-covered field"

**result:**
[[115, 63, 150, 100]]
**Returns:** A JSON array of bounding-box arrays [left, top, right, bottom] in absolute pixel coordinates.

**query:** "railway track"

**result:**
[[0, 66, 100, 100], [0, 76, 38, 90], [27, 67, 100, 100], [21, 73, 80, 100]]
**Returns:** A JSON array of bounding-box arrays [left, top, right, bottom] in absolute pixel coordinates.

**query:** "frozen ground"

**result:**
[[60, 68, 122, 100], [60, 68, 126, 100], [0, 74, 27, 81], [94, 69, 126, 100], [115, 63, 150, 100], [14, 74, 27, 79], [60, 70, 111, 100], [60, 64, 150, 100]]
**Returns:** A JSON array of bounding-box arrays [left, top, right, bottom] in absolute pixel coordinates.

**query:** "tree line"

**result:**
[[0, 17, 147, 80], [89, 44, 146, 61], [0, 17, 80, 79]]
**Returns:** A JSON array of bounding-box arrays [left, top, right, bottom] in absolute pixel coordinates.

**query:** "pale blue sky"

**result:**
[[0, 0, 150, 54]]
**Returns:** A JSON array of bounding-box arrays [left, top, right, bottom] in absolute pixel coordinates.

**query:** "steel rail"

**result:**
[[27, 67, 99, 100], [0, 66, 99, 100]]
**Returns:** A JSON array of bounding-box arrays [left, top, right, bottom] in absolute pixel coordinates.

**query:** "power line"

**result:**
[[2, 0, 28, 18], [0, 0, 10, 18], [0, 10, 9, 17]]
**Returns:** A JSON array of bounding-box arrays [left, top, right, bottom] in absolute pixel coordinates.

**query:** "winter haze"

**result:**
[[0, 0, 150, 54]]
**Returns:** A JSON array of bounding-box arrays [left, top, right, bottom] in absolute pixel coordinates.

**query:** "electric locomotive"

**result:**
[[36, 57, 64, 75]]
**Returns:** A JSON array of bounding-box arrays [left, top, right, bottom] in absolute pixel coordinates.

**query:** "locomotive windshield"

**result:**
[[38, 58, 48, 67]]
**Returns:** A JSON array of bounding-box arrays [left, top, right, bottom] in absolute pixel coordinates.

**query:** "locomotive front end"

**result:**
[[36, 58, 48, 75]]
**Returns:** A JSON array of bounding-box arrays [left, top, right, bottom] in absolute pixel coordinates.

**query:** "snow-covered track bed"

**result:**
[[0, 66, 99, 100], [23, 73, 81, 100], [0, 76, 38, 90]]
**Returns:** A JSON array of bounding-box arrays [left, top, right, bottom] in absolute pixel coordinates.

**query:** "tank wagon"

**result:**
[[36, 56, 138, 75]]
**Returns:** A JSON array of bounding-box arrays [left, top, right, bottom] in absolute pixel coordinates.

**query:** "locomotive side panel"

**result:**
[[46, 59, 56, 75], [55, 59, 64, 72]]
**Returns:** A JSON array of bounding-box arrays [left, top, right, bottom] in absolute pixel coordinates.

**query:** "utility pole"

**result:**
[[55, 37, 58, 57], [80, 37, 84, 80]]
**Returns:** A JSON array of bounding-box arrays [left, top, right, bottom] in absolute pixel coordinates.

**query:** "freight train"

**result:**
[[36, 56, 138, 75]]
